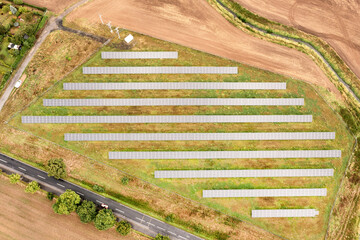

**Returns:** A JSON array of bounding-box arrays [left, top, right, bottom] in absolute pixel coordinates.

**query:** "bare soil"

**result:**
[[0, 175, 148, 240], [24, 0, 79, 13], [65, 0, 341, 98], [235, 0, 360, 80]]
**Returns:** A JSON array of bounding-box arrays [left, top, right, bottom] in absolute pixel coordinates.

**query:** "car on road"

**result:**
[[14, 80, 22, 88], [101, 203, 108, 209]]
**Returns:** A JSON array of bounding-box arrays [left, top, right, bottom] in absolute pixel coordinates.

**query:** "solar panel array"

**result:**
[[64, 132, 335, 141], [63, 82, 287, 90], [154, 169, 334, 178], [109, 150, 341, 159], [21, 115, 313, 123], [82, 66, 238, 74], [252, 209, 319, 218], [43, 98, 304, 106], [202, 188, 327, 198], [101, 51, 178, 59]]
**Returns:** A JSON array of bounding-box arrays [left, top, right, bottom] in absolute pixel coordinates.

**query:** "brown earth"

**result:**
[[0, 175, 148, 240], [24, 0, 78, 13], [235, 0, 360, 80], [65, 0, 341, 98]]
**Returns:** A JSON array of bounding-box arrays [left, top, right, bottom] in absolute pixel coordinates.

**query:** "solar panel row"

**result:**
[[82, 66, 238, 74], [101, 51, 178, 59], [252, 209, 319, 218], [154, 169, 334, 178], [63, 82, 287, 90], [108, 150, 341, 159], [21, 115, 313, 123], [43, 98, 304, 106], [64, 132, 335, 141], [202, 188, 327, 198]]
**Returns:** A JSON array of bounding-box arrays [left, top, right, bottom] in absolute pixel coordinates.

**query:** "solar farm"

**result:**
[[12, 32, 353, 239]]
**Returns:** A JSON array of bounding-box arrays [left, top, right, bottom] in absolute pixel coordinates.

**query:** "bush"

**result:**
[[116, 220, 131, 235], [9, 173, 21, 184], [92, 184, 105, 192], [66, 56, 71, 61], [0, 54, 5, 60], [47, 192, 54, 200], [121, 176, 129, 185], [25, 181, 40, 193], [76, 200, 97, 223], [52, 189, 81, 215], [94, 209, 116, 230], [154, 234, 171, 240], [14, 0, 24, 4], [0, 25, 7, 35], [2, 5, 10, 14], [24, 12, 32, 21], [46, 158, 66, 179], [165, 214, 174, 222]]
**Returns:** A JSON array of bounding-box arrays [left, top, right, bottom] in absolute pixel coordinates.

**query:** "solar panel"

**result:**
[[202, 188, 327, 198], [252, 209, 319, 218], [108, 150, 341, 159], [64, 132, 335, 141], [154, 169, 334, 178], [43, 98, 304, 106], [82, 66, 238, 74], [101, 51, 178, 59], [21, 115, 313, 123], [63, 82, 287, 90]]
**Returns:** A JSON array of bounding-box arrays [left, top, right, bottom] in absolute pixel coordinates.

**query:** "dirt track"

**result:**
[[66, 0, 341, 97], [24, 0, 78, 13], [235, 0, 360, 80]]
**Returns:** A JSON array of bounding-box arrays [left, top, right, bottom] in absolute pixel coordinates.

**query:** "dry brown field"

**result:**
[[65, 0, 342, 98], [0, 175, 148, 240], [235, 0, 360, 80], [24, 0, 78, 13]]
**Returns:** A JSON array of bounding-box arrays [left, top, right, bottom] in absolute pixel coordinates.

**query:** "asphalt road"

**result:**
[[0, 153, 203, 240]]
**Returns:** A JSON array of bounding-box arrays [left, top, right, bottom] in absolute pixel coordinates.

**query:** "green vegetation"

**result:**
[[9, 173, 21, 183], [92, 184, 105, 192], [0, 2, 46, 92], [121, 177, 129, 185], [94, 209, 116, 231], [46, 191, 54, 200], [116, 220, 132, 235], [46, 158, 67, 179], [25, 180, 40, 193], [52, 189, 81, 215], [154, 234, 171, 240], [76, 200, 97, 223]]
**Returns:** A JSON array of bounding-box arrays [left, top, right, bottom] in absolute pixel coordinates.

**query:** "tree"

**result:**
[[76, 200, 97, 223], [47, 158, 66, 179], [0, 25, 7, 35], [14, 0, 23, 4], [9, 173, 21, 184], [2, 5, 10, 14], [154, 234, 171, 240], [47, 192, 54, 200], [94, 209, 116, 230], [116, 220, 132, 235], [25, 181, 40, 193], [52, 189, 81, 215], [121, 176, 129, 185]]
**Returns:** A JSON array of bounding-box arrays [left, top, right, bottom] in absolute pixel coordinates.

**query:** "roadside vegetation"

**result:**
[[0, 0, 48, 93]]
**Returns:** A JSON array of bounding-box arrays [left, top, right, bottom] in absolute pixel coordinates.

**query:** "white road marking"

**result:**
[[0, 159, 7, 163], [148, 222, 155, 227], [100, 195, 106, 199], [168, 231, 176, 235], [115, 208, 124, 213], [136, 217, 143, 222], [96, 200, 103, 204], [18, 167, 26, 171], [56, 183, 65, 188], [76, 192, 84, 196], [178, 236, 187, 240], [156, 226, 165, 231], [37, 175, 45, 179]]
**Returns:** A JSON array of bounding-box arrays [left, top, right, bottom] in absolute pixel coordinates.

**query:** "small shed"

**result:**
[[10, 5, 17, 15], [14, 22, 19, 27], [8, 43, 21, 50], [124, 34, 133, 43]]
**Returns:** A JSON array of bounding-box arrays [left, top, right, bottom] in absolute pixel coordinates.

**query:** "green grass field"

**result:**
[[11, 31, 354, 240]]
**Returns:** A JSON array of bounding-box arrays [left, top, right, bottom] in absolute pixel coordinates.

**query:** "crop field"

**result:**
[[9, 30, 354, 240]]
